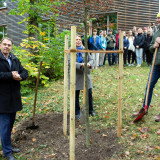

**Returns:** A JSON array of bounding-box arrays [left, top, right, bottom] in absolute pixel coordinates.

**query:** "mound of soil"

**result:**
[[12, 113, 121, 160]]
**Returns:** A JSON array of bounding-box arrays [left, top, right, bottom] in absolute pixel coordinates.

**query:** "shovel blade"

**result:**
[[133, 111, 145, 122]]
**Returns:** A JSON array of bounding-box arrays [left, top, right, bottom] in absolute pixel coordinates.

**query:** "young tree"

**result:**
[[59, 0, 112, 147]]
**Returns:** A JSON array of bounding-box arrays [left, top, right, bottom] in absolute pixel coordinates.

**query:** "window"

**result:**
[[0, 26, 7, 41], [0, 0, 7, 8]]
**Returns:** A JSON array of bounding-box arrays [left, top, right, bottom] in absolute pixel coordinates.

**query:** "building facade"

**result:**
[[0, 0, 27, 46], [0, 0, 159, 46]]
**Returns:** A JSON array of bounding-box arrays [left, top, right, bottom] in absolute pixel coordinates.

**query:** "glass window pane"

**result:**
[[0, 26, 7, 42], [0, 0, 7, 8]]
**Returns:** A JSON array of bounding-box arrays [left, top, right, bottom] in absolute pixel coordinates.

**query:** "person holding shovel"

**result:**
[[0, 38, 28, 160], [133, 13, 160, 122]]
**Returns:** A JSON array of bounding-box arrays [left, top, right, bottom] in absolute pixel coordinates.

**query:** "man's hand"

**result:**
[[136, 46, 139, 48], [87, 63, 91, 68], [80, 63, 91, 68], [156, 37, 160, 44], [12, 71, 22, 81], [154, 41, 159, 48]]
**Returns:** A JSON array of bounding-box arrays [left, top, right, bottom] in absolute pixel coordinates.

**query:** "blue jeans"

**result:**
[[143, 65, 160, 109], [135, 48, 143, 65], [75, 88, 93, 115], [0, 113, 16, 156]]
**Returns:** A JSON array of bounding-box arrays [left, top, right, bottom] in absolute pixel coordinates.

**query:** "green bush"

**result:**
[[12, 30, 70, 95]]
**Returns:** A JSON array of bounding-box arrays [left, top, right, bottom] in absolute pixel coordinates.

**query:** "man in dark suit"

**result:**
[[0, 38, 28, 160]]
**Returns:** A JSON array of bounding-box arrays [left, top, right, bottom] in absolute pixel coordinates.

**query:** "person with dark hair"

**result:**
[[132, 26, 137, 37], [133, 28, 145, 67], [0, 38, 28, 160], [127, 30, 136, 66], [106, 29, 116, 66], [69, 36, 95, 120], [142, 27, 148, 62], [144, 29, 153, 66], [103, 30, 107, 65], [122, 31, 129, 67], [89, 29, 101, 69], [99, 30, 107, 66]]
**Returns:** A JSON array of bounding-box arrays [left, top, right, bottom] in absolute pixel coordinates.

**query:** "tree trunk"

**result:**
[[83, 0, 90, 148]]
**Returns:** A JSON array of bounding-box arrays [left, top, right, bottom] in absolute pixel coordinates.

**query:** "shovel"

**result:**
[[26, 60, 43, 129], [134, 48, 158, 122]]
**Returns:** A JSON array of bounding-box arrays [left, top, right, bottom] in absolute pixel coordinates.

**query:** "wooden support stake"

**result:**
[[70, 26, 76, 160], [118, 32, 123, 137], [63, 35, 69, 136]]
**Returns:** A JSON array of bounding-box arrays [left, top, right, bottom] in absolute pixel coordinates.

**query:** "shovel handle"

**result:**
[[32, 60, 43, 123], [145, 48, 158, 110]]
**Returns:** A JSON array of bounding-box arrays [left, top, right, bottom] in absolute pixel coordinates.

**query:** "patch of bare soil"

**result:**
[[12, 113, 121, 160]]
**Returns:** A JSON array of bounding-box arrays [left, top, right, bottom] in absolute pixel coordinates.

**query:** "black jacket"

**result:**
[[133, 33, 145, 48], [0, 51, 28, 113], [143, 34, 152, 51]]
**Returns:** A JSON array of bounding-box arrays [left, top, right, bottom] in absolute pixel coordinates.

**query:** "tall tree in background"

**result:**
[[10, 0, 64, 39]]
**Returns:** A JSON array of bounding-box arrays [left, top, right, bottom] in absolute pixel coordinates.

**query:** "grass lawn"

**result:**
[[1, 62, 160, 159]]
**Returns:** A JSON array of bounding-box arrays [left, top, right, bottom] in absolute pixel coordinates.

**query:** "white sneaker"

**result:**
[[131, 63, 134, 66], [136, 64, 140, 67], [128, 64, 131, 66]]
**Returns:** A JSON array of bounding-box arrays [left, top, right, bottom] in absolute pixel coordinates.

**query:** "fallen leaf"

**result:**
[[139, 127, 150, 134], [146, 146, 153, 152], [102, 133, 107, 137], [156, 130, 160, 135], [96, 130, 100, 133], [137, 150, 144, 154], [132, 133, 137, 139], [32, 138, 36, 142], [125, 151, 130, 156], [140, 134, 149, 140], [44, 153, 56, 158], [155, 146, 160, 150], [12, 127, 16, 134]]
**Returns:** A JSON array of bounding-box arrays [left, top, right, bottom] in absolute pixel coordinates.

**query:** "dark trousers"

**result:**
[[75, 88, 93, 115], [107, 48, 115, 66], [145, 49, 153, 65], [143, 65, 160, 109], [103, 54, 107, 65], [0, 113, 16, 156], [128, 50, 136, 64], [123, 49, 128, 65]]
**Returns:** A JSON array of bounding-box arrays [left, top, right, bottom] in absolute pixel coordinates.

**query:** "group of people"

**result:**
[[73, 13, 160, 125], [1, 11, 160, 160], [85, 22, 157, 68]]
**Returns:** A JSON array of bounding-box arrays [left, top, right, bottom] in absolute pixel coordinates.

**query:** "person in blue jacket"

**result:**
[[99, 30, 107, 66], [89, 29, 102, 69]]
